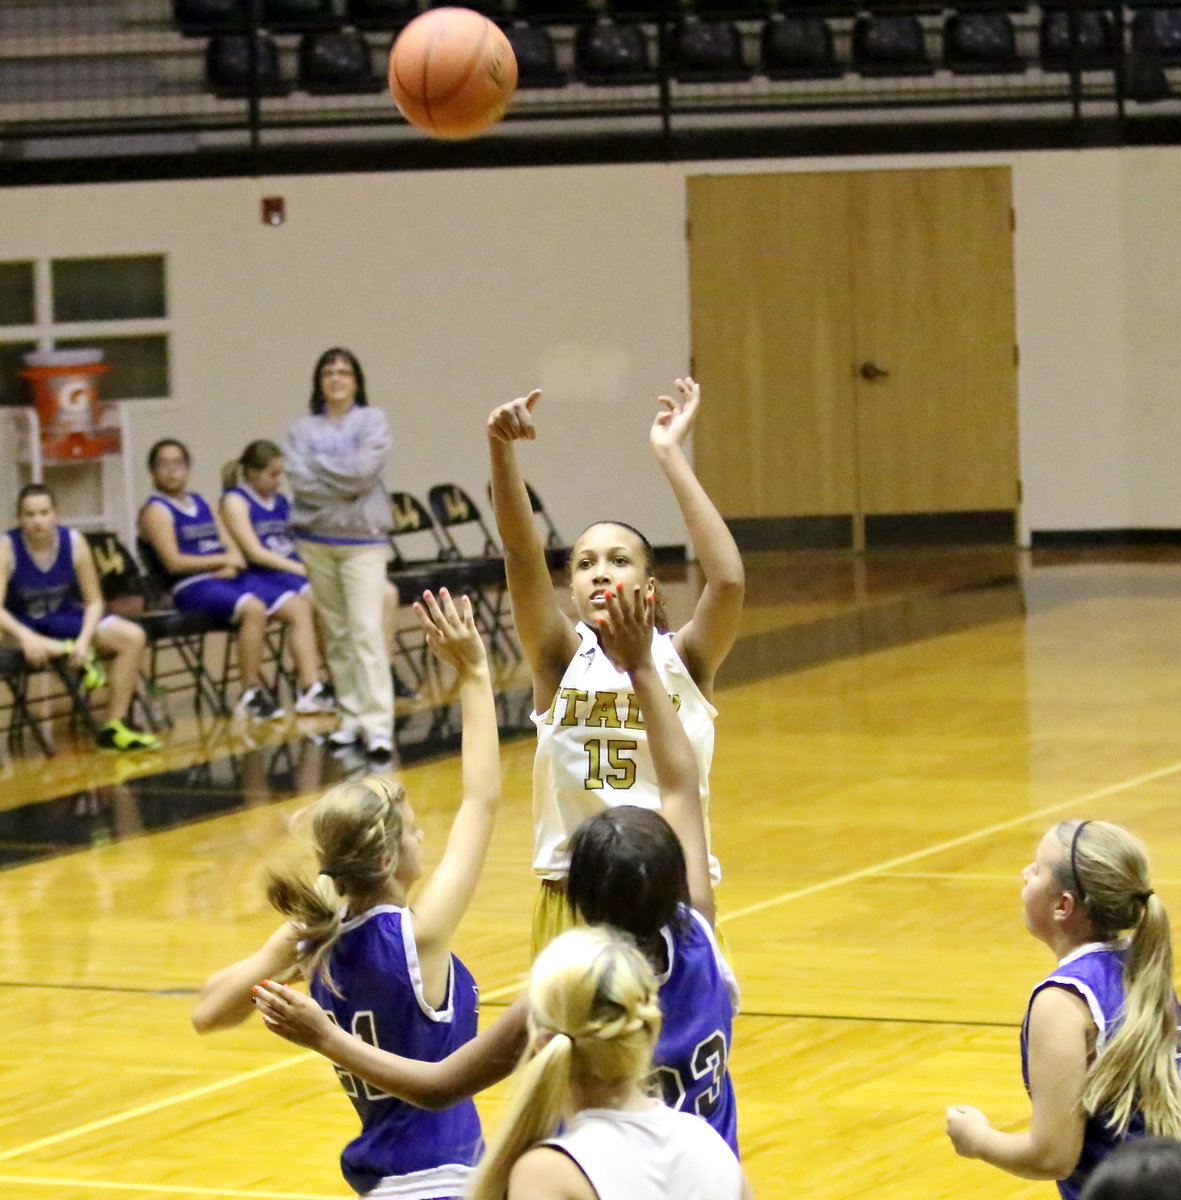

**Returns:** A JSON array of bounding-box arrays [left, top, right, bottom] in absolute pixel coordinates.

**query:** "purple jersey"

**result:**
[[143, 493, 223, 594], [1020, 941, 1180, 1199], [4, 526, 81, 622], [309, 905, 483, 1199], [224, 485, 298, 561], [653, 906, 740, 1155]]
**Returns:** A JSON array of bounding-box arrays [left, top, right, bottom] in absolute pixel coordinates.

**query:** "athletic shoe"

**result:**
[[96, 719, 162, 751], [366, 738, 395, 767], [294, 681, 335, 715], [235, 687, 284, 720], [327, 724, 362, 749]]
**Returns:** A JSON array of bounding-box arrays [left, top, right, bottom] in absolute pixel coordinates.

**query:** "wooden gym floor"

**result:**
[[2, 546, 1180, 1200]]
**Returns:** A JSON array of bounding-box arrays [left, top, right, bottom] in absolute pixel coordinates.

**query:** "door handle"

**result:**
[[858, 361, 890, 382]]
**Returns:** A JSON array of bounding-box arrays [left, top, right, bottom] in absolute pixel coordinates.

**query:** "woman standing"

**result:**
[[285, 348, 395, 765]]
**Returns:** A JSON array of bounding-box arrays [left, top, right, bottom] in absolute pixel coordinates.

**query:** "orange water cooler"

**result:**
[[20, 349, 121, 461]]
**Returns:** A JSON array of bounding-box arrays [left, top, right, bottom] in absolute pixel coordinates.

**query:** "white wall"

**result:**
[[1, 145, 1177, 546]]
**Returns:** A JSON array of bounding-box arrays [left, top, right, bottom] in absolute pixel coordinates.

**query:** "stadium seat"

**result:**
[[1038, 9, 1118, 70], [298, 30, 384, 93], [205, 33, 290, 99], [851, 14, 934, 75], [575, 21, 660, 85], [505, 24, 569, 88], [944, 11, 1024, 72], [1131, 7, 1181, 64], [761, 14, 842, 79], [669, 17, 751, 82]]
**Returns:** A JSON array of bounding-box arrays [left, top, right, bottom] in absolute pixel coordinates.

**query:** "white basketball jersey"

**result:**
[[531, 622, 718, 881], [541, 1104, 742, 1200]]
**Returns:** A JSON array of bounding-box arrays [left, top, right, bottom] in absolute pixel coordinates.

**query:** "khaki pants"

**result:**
[[297, 538, 392, 744]]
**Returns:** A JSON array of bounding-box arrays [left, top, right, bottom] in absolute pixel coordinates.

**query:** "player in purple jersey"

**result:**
[[0, 483, 160, 750], [254, 585, 740, 1152], [947, 820, 1181, 1199], [193, 588, 499, 1200], [220, 439, 331, 716]]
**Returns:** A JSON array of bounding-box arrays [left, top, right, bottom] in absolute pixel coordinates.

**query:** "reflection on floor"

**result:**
[[3, 545, 1180, 872]]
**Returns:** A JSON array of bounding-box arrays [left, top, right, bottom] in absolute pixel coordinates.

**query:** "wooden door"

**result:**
[[850, 168, 1019, 532], [686, 167, 1019, 549], [686, 172, 858, 550]]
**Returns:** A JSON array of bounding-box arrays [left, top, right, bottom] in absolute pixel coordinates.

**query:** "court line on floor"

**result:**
[[717, 757, 1181, 928], [0, 1053, 316, 1165], [0, 1176, 340, 1199]]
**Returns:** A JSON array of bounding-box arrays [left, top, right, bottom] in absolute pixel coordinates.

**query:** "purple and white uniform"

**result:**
[[310, 904, 483, 1199], [1020, 940, 1181, 1199], [224, 484, 308, 613], [654, 905, 740, 1155]]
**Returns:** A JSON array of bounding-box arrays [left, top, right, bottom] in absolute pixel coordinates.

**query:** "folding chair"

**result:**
[[427, 483, 521, 665], [486, 479, 569, 571], [0, 646, 100, 756], [387, 491, 469, 689], [134, 537, 232, 717]]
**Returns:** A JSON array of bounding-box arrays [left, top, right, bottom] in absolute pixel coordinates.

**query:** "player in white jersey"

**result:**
[[486, 377, 744, 954], [468, 926, 750, 1200]]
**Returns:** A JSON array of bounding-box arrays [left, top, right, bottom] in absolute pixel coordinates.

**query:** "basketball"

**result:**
[[388, 8, 518, 140]]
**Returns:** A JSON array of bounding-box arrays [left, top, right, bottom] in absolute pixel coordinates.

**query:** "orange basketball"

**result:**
[[388, 8, 518, 140]]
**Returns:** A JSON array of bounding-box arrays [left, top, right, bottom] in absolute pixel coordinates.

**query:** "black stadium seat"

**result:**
[[299, 30, 384, 93]]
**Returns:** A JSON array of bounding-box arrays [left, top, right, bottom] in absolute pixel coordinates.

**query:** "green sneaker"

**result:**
[[96, 719, 162, 751]]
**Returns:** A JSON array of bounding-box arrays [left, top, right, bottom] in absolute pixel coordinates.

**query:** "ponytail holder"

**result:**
[[1138, 889, 1155, 905], [319, 868, 337, 880]]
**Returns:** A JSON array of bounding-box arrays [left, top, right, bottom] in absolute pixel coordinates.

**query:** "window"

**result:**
[[0, 253, 170, 404]]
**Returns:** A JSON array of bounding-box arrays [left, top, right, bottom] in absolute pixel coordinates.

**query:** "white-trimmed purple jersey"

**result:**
[[310, 904, 482, 1199], [143, 493, 223, 592], [653, 905, 740, 1155], [225, 485, 298, 560], [1020, 941, 1181, 1199]]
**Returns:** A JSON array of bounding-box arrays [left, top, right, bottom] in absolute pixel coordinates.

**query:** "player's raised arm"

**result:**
[[487, 390, 579, 706], [596, 584, 714, 926], [654, 378, 745, 695]]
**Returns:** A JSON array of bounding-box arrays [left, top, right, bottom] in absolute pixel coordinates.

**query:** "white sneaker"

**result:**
[[294, 681, 335, 715], [366, 738, 395, 767], [327, 725, 362, 749], [235, 686, 284, 720]]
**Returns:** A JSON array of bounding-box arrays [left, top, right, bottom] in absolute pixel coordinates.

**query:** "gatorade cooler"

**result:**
[[20, 348, 120, 461]]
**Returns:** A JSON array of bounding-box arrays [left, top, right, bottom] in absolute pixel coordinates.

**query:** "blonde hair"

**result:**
[[468, 928, 663, 1200], [1051, 820, 1181, 1137], [266, 776, 405, 995]]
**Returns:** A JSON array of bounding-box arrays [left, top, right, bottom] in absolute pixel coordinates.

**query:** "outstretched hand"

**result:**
[[487, 389, 542, 443], [253, 979, 333, 1049], [594, 584, 656, 676], [413, 589, 487, 673], [650, 376, 701, 454]]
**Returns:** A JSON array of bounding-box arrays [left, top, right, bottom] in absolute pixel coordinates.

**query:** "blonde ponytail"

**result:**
[[1054, 821, 1181, 1137], [220, 458, 241, 491], [267, 776, 406, 996], [468, 928, 662, 1200]]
